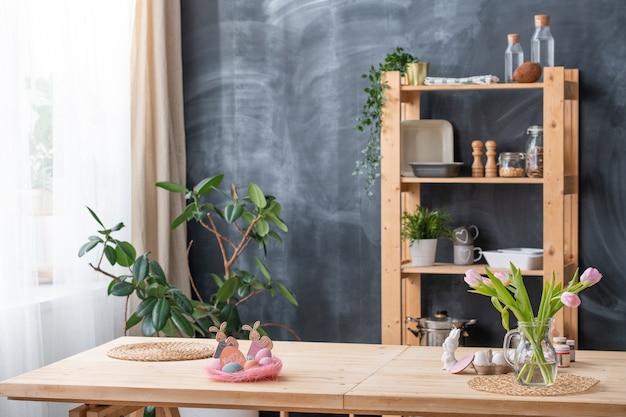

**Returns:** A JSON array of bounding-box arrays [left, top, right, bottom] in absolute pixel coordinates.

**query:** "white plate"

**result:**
[[401, 120, 454, 176]]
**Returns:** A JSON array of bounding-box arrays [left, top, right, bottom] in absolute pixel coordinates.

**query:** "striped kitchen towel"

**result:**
[[424, 75, 500, 85]]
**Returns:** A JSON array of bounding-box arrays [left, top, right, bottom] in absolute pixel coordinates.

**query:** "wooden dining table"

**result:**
[[1, 336, 624, 417]]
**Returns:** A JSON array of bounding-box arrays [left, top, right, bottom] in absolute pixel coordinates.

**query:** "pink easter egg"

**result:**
[[255, 348, 272, 362], [258, 356, 274, 366]]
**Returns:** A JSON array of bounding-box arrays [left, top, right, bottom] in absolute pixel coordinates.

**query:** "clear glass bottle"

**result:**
[[505, 34, 524, 83], [531, 14, 554, 81], [526, 125, 544, 177]]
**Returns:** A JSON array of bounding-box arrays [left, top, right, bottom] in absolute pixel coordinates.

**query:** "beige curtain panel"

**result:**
[[131, 0, 188, 308]]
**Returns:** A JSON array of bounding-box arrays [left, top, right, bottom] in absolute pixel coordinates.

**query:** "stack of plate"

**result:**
[[401, 119, 462, 177]]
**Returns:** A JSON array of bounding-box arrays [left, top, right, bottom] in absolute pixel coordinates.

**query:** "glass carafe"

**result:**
[[503, 318, 557, 386]]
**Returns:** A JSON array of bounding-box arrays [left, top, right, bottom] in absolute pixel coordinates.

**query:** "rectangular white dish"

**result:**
[[482, 248, 544, 270], [401, 119, 454, 176]]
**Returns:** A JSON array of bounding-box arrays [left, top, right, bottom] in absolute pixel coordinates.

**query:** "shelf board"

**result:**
[[401, 176, 543, 184], [400, 262, 544, 277], [401, 83, 544, 92]]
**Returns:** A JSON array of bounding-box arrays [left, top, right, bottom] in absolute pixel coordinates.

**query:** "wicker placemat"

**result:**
[[107, 341, 215, 362], [468, 373, 599, 396]]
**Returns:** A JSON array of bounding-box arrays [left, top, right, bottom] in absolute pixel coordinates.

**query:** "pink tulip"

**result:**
[[580, 267, 602, 286], [464, 269, 483, 287], [493, 271, 511, 286], [561, 292, 581, 308]]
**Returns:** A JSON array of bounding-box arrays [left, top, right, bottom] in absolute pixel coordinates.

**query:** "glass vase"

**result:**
[[503, 318, 557, 386]]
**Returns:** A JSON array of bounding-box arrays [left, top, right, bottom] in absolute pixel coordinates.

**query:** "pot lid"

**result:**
[[406, 310, 477, 329]]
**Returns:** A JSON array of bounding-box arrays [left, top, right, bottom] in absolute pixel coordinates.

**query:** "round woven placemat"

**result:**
[[107, 341, 215, 362], [468, 373, 599, 396]]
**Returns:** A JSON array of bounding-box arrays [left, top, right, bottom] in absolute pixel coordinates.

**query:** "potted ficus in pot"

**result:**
[[78, 174, 299, 340], [401, 205, 453, 266]]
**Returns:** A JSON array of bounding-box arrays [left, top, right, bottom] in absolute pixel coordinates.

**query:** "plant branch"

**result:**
[[186, 240, 204, 303], [261, 323, 302, 341]]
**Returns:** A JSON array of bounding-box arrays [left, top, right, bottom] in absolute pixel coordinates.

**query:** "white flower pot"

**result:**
[[409, 239, 438, 266]]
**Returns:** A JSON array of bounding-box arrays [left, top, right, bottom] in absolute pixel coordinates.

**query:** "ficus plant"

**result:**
[[79, 174, 298, 338], [354, 47, 419, 197]]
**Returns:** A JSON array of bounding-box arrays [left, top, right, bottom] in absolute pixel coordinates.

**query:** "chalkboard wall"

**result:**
[[180, 0, 626, 351]]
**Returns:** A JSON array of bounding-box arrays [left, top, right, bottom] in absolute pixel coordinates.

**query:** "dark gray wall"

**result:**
[[180, 0, 626, 350]]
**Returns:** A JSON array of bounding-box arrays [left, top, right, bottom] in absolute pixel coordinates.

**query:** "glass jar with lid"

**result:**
[[498, 152, 526, 177], [526, 125, 544, 177]]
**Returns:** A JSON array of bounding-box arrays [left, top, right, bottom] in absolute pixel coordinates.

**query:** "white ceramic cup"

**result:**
[[453, 245, 482, 265]]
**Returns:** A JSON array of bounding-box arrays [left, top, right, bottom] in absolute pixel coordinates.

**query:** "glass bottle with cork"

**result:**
[[530, 14, 554, 82], [505, 33, 524, 83]]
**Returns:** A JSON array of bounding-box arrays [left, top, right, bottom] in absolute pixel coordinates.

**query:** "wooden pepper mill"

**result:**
[[484, 140, 497, 177], [471, 140, 484, 177]]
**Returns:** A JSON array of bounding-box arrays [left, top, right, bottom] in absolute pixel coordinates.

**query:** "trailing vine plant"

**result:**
[[354, 47, 419, 197]]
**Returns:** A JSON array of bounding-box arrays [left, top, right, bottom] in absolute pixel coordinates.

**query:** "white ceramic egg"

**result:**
[[492, 352, 506, 365], [473, 351, 489, 366]]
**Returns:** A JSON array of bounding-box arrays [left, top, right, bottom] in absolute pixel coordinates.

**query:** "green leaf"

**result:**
[[223, 203, 244, 223], [143, 406, 156, 417], [86, 206, 105, 228], [110, 281, 135, 297], [254, 218, 270, 237], [170, 203, 196, 229], [155, 181, 188, 193], [215, 276, 240, 303], [152, 298, 170, 331], [237, 283, 251, 298], [77, 238, 101, 257], [141, 315, 156, 336], [133, 254, 149, 282], [115, 241, 136, 267], [149, 259, 166, 281], [255, 257, 271, 280], [103, 245, 117, 265], [171, 289, 194, 315], [125, 312, 142, 330], [170, 309, 195, 337], [136, 297, 157, 317], [210, 273, 224, 287], [264, 212, 288, 232], [276, 282, 298, 306], [247, 183, 267, 208], [195, 174, 224, 195]]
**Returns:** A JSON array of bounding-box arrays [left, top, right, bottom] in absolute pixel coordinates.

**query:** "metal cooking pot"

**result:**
[[406, 310, 476, 346]]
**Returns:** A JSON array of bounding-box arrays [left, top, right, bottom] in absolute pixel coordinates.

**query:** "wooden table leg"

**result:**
[[156, 407, 181, 417], [69, 404, 148, 417]]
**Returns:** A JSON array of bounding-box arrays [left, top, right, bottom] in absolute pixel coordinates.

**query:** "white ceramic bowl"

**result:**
[[482, 248, 543, 270]]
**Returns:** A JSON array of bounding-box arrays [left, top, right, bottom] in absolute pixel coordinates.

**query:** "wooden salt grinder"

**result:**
[[471, 140, 484, 177], [485, 140, 497, 177]]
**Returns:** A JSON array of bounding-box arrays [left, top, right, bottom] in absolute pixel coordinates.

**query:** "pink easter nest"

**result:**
[[205, 357, 283, 382]]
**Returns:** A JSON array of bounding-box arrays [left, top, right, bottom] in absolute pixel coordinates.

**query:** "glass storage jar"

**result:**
[[498, 152, 526, 177], [526, 125, 544, 177]]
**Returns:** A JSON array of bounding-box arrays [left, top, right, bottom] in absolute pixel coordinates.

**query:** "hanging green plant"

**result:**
[[354, 47, 419, 197]]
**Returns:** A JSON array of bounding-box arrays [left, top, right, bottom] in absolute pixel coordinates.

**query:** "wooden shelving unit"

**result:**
[[380, 67, 579, 346]]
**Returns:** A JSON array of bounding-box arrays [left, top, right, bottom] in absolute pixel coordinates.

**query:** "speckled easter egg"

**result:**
[[222, 362, 244, 373], [243, 359, 259, 370], [258, 356, 274, 366], [255, 348, 272, 362]]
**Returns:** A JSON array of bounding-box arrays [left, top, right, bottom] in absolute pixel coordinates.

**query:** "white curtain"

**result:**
[[0, 1, 133, 416]]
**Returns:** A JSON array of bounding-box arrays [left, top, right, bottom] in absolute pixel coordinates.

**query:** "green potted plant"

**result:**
[[354, 47, 420, 197], [401, 205, 453, 266], [79, 174, 298, 339]]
